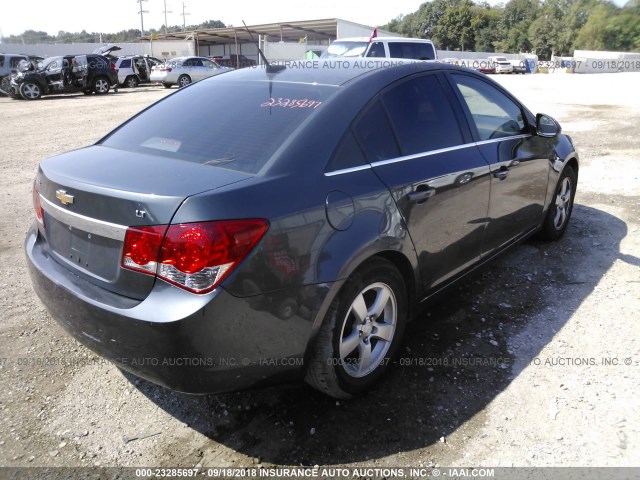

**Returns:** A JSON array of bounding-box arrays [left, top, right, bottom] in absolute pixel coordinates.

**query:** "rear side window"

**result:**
[[101, 80, 334, 174], [451, 74, 526, 141], [388, 42, 435, 60], [120, 59, 132, 68], [353, 102, 400, 162], [327, 132, 367, 172], [382, 74, 463, 155]]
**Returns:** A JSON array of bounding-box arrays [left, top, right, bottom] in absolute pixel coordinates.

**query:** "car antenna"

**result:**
[[242, 21, 285, 73]]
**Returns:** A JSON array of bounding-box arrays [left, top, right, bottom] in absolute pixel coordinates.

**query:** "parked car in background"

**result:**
[[26, 60, 578, 399], [5, 54, 118, 100], [213, 54, 257, 69], [115, 55, 163, 87], [488, 56, 514, 74], [0, 54, 43, 96], [150, 56, 233, 88], [1, 54, 28, 80], [510, 60, 527, 74], [321, 37, 437, 60]]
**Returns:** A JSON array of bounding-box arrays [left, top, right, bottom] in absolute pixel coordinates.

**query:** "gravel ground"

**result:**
[[0, 73, 638, 475]]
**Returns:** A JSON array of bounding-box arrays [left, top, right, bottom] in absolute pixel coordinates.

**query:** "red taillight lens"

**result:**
[[121, 220, 268, 294], [121, 226, 167, 274], [33, 180, 45, 229], [164, 67, 172, 72]]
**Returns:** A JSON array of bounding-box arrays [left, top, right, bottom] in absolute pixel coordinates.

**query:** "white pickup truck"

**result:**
[[488, 56, 514, 74]]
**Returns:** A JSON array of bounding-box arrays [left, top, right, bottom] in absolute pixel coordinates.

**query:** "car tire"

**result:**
[[92, 76, 110, 95], [305, 257, 407, 399], [162, 83, 172, 89], [125, 76, 139, 88], [537, 165, 577, 241], [177, 75, 191, 88], [19, 82, 42, 100]]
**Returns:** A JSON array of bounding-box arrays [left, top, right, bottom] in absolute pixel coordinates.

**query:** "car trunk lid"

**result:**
[[36, 145, 252, 300]]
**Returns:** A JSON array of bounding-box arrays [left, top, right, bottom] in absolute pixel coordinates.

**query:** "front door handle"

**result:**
[[408, 186, 436, 204]]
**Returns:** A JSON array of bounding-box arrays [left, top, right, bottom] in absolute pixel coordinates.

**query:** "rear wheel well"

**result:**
[[369, 251, 416, 319]]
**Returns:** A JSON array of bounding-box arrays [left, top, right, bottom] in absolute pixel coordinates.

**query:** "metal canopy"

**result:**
[[140, 19, 345, 46]]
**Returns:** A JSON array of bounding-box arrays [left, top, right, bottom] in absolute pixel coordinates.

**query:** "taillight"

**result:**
[[122, 220, 268, 294], [164, 67, 172, 72], [33, 180, 45, 229], [121, 226, 167, 274]]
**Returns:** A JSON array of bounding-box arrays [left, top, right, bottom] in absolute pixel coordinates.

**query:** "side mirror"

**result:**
[[536, 113, 561, 137]]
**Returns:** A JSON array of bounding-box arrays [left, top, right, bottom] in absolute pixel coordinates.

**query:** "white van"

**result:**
[[321, 37, 437, 61]]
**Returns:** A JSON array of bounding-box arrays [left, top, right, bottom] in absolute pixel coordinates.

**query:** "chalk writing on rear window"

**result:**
[[260, 98, 323, 109]]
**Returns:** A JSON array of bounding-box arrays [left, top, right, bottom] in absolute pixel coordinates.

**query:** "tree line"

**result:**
[[2, 4, 637, 59], [0, 20, 226, 45], [383, 0, 640, 58]]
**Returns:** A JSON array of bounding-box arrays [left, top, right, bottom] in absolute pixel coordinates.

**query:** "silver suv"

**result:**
[[115, 55, 163, 88], [321, 37, 437, 61]]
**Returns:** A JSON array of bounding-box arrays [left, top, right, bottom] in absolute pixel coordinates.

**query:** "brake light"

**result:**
[[122, 220, 268, 294], [164, 67, 172, 72], [32, 180, 45, 229], [122, 226, 167, 274]]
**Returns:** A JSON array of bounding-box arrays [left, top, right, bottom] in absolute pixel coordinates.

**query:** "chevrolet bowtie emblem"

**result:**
[[56, 189, 74, 206]]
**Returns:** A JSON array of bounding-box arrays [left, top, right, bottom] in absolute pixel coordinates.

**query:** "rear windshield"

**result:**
[[100, 78, 335, 174]]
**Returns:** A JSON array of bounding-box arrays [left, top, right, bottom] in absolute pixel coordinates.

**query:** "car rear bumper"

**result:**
[[25, 224, 327, 394]]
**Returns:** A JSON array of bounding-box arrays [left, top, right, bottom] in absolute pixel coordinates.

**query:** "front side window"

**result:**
[[366, 42, 385, 58], [10, 57, 25, 68], [382, 74, 464, 155], [451, 74, 526, 141]]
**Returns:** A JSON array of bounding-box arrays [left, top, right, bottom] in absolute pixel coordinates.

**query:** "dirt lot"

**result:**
[[0, 73, 639, 475]]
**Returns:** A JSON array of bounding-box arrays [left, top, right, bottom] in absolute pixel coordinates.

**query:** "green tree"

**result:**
[[604, 7, 640, 50], [472, 3, 504, 52], [497, 0, 538, 52], [575, 2, 618, 50]]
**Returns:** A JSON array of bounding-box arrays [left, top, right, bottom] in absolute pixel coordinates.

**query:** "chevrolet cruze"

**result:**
[[25, 59, 578, 399]]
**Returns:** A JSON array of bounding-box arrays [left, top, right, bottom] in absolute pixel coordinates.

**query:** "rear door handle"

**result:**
[[408, 187, 436, 204]]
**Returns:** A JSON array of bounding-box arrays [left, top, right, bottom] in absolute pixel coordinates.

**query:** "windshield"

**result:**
[[38, 56, 63, 71], [100, 77, 336, 174], [321, 41, 368, 58]]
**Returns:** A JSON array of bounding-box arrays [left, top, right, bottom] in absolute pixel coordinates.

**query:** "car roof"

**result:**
[[336, 37, 434, 44], [212, 58, 468, 88]]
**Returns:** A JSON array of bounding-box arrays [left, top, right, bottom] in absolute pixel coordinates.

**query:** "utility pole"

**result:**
[[163, 0, 173, 36], [181, 2, 190, 31], [137, 0, 149, 37]]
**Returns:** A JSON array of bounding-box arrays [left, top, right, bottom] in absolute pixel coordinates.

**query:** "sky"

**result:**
[[0, 0, 428, 38], [0, 0, 629, 38]]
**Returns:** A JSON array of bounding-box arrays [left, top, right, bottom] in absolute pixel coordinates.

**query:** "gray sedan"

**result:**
[[26, 60, 578, 399], [149, 56, 233, 88]]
